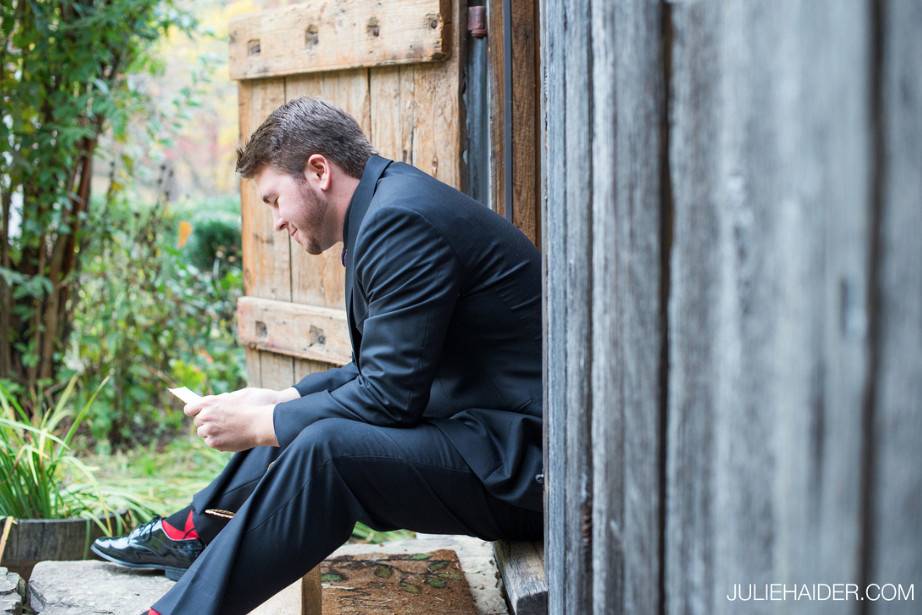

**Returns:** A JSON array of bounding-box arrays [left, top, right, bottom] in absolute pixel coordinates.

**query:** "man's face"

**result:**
[[254, 165, 330, 255]]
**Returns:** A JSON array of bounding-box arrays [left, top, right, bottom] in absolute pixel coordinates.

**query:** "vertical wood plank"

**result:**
[[293, 358, 333, 382], [300, 566, 322, 615], [867, 1, 922, 609], [561, 0, 593, 611], [258, 350, 295, 390], [488, 0, 540, 245], [239, 79, 291, 303], [245, 348, 261, 387], [539, 0, 567, 608], [667, 3, 874, 615], [666, 4, 756, 614], [592, 0, 666, 613], [239, 79, 292, 388], [778, 3, 871, 607], [487, 0, 505, 215], [510, 0, 540, 245], [368, 66, 405, 161], [407, 58, 462, 188], [285, 68, 371, 310], [368, 0, 463, 189]]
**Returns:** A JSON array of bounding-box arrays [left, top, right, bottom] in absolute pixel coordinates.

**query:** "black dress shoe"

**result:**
[[91, 517, 204, 581]]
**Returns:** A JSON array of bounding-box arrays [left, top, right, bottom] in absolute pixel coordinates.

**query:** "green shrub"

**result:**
[[64, 194, 245, 450], [185, 214, 242, 273], [170, 195, 242, 274]]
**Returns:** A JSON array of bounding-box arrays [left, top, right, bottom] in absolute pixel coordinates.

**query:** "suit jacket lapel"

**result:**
[[342, 155, 391, 361]]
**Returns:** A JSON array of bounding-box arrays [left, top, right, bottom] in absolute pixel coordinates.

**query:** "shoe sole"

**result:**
[[90, 544, 187, 581]]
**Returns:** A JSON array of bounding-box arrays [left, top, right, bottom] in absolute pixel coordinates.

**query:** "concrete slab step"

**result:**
[[0, 567, 25, 615], [26, 536, 507, 615]]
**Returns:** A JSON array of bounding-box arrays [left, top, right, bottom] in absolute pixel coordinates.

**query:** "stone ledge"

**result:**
[[0, 567, 25, 615], [26, 536, 507, 615], [29, 561, 172, 615]]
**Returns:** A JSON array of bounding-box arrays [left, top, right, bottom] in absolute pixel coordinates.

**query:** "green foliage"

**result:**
[[186, 216, 241, 273], [76, 434, 231, 517], [175, 196, 242, 274], [0, 0, 197, 400], [0, 374, 152, 531], [80, 434, 414, 544], [64, 193, 245, 449]]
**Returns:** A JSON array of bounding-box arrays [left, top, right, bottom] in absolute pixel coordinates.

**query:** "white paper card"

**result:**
[[168, 387, 202, 404]]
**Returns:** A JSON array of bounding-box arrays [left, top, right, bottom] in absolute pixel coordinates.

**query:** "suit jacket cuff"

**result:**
[[293, 371, 333, 397], [292, 362, 358, 397]]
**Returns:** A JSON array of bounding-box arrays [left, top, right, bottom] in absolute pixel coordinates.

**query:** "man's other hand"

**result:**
[[184, 387, 289, 451]]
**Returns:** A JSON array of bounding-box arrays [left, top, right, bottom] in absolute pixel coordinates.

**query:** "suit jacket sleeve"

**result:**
[[272, 207, 461, 447], [291, 362, 359, 397]]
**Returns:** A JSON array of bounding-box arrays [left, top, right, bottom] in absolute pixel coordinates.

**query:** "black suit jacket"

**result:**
[[273, 155, 543, 512]]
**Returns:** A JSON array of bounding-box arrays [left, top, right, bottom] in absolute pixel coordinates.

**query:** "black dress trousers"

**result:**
[[152, 417, 543, 614]]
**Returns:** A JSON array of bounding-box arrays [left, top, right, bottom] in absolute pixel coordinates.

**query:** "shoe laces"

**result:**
[[132, 516, 162, 542]]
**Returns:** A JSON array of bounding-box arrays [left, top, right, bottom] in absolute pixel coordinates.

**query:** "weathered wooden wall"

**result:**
[[541, 0, 922, 613]]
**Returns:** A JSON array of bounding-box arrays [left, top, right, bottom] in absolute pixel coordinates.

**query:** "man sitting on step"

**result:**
[[91, 97, 544, 615]]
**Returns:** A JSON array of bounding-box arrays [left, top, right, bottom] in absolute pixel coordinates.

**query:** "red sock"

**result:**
[[149, 609, 161, 615], [161, 509, 200, 541]]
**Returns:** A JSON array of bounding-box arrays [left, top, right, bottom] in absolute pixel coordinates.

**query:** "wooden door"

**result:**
[[230, 0, 464, 392], [228, 2, 545, 612]]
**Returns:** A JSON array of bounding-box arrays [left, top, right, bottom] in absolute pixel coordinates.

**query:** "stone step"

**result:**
[[0, 567, 25, 615], [26, 536, 506, 615]]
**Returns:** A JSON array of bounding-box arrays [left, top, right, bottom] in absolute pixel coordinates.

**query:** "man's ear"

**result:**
[[303, 154, 332, 191]]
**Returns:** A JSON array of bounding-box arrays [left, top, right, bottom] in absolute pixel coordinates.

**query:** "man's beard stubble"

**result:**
[[296, 178, 329, 255]]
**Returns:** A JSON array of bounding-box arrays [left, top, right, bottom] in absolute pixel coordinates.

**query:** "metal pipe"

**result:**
[[502, 0, 514, 223]]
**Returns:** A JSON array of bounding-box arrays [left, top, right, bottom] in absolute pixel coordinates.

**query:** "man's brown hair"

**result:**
[[235, 97, 375, 179]]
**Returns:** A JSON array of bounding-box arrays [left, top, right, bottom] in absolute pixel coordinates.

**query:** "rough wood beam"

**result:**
[[493, 540, 547, 615], [237, 296, 350, 366], [229, 0, 451, 80]]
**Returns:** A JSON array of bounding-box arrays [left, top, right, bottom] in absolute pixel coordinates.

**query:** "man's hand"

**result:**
[[183, 387, 295, 451]]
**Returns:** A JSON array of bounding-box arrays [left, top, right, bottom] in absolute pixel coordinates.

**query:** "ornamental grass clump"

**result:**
[[0, 376, 151, 534]]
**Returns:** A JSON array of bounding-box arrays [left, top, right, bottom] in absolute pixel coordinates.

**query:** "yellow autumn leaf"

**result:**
[[178, 220, 193, 247]]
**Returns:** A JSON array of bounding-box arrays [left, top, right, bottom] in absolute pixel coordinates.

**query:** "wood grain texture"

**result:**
[[229, 0, 451, 80], [285, 69, 371, 310], [486, 0, 503, 214], [593, 1, 665, 613], [237, 296, 351, 365], [561, 0, 593, 611], [539, 0, 567, 610], [300, 566, 322, 615], [541, 0, 921, 612], [239, 79, 290, 303], [244, 347, 261, 387], [293, 357, 334, 383], [367, 0, 463, 188], [666, 2, 875, 614], [666, 4, 786, 613], [867, 1, 922, 611], [257, 350, 296, 391], [777, 2, 871, 606], [488, 0, 540, 246], [543, 1, 666, 612], [493, 541, 547, 615], [238, 79, 294, 389]]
